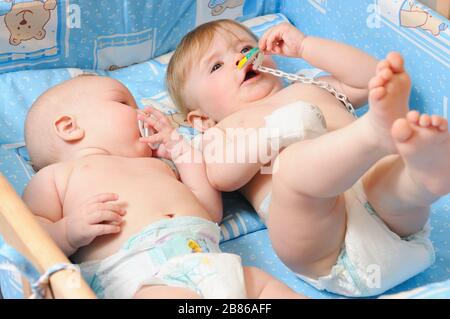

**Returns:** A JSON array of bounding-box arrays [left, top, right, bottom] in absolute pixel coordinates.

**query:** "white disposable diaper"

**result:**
[[264, 101, 327, 151], [79, 216, 247, 299], [297, 179, 435, 297], [154, 252, 246, 299]]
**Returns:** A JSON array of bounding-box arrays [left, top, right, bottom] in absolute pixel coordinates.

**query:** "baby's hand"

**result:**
[[138, 106, 186, 160], [259, 22, 307, 58], [66, 193, 126, 250]]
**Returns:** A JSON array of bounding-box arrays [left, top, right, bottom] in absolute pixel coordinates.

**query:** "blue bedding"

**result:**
[[0, 0, 449, 298]]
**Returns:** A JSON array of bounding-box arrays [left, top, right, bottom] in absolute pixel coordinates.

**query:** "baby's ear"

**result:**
[[54, 115, 85, 142], [186, 110, 216, 132]]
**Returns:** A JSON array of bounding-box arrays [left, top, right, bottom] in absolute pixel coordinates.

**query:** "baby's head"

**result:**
[[167, 19, 282, 130], [25, 75, 151, 171]]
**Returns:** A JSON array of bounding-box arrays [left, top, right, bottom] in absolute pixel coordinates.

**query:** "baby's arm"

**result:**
[[201, 126, 269, 192], [259, 22, 378, 106], [23, 165, 77, 256], [174, 141, 223, 223], [300, 36, 378, 106], [23, 165, 125, 256], [138, 107, 223, 223]]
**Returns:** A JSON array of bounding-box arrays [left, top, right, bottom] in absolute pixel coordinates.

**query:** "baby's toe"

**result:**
[[391, 118, 413, 143], [439, 118, 448, 131], [431, 115, 443, 127], [387, 52, 404, 73], [419, 114, 431, 127], [369, 86, 386, 102], [407, 110, 420, 124], [380, 68, 393, 81], [376, 60, 389, 73], [369, 75, 385, 90]]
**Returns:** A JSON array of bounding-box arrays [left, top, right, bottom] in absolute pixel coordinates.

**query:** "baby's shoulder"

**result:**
[[41, 160, 74, 176], [23, 162, 67, 220], [277, 82, 311, 98], [31, 162, 58, 181], [24, 163, 61, 202], [30, 161, 74, 192]]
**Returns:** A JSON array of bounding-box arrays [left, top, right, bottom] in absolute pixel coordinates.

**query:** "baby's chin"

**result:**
[[242, 81, 281, 103]]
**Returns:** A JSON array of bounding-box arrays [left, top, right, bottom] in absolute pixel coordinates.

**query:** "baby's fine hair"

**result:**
[[25, 74, 98, 171], [166, 19, 258, 114]]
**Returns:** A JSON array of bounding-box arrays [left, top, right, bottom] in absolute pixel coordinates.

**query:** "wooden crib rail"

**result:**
[[0, 174, 96, 299]]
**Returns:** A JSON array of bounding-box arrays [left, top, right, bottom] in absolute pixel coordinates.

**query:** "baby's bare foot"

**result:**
[[365, 52, 411, 153], [392, 111, 450, 196]]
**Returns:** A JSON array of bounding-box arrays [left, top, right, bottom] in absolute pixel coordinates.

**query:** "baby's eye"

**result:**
[[211, 63, 222, 73], [241, 47, 252, 54]]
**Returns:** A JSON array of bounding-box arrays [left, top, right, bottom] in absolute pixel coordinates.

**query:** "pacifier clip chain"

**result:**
[[238, 48, 357, 118]]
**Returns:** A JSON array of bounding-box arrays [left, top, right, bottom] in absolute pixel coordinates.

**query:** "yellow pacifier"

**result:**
[[237, 47, 264, 70]]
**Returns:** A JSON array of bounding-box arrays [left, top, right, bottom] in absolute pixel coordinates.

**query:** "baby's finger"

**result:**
[[86, 193, 119, 205], [90, 224, 121, 237], [262, 29, 277, 52], [143, 115, 162, 131], [147, 118, 170, 133], [141, 114, 169, 132], [143, 106, 167, 122], [139, 133, 165, 145], [137, 112, 152, 122], [141, 114, 158, 128], [261, 24, 285, 48], [93, 203, 127, 215], [136, 109, 148, 117], [266, 31, 282, 53], [89, 211, 124, 224], [258, 28, 272, 52]]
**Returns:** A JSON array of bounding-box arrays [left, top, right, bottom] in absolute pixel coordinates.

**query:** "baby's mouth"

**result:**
[[242, 69, 260, 84]]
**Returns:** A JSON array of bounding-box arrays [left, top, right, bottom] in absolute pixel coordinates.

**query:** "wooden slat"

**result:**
[[0, 174, 96, 299]]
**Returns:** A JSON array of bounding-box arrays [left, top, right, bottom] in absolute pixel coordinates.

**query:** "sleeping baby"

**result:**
[[22, 75, 304, 299], [162, 19, 450, 296]]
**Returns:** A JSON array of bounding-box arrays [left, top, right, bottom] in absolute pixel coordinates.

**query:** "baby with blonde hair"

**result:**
[[163, 19, 450, 296]]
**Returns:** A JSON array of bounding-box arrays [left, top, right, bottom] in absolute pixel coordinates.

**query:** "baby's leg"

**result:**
[[135, 268, 307, 299], [243, 267, 307, 299], [268, 52, 408, 278], [360, 52, 449, 236], [364, 111, 449, 236], [133, 285, 201, 299]]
